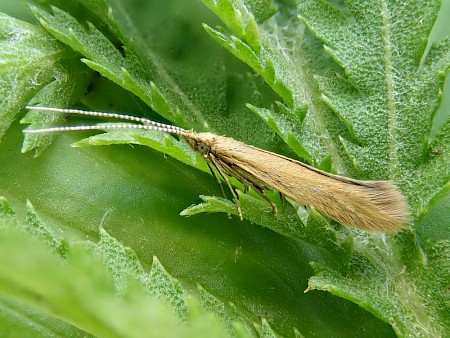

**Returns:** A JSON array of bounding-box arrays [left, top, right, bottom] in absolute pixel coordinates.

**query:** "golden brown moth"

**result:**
[[24, 106, 411, 232]]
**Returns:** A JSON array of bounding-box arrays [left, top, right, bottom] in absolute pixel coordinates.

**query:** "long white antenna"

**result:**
[[24, 106, 189, 136]]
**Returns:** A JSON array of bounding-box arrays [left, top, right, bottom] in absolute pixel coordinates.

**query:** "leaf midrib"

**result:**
[[381, 0, 399, 179]]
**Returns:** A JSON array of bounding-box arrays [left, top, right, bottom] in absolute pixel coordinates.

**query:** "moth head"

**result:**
[[184, 132, 216, 156]]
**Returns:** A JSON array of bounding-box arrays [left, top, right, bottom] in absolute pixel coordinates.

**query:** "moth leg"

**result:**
[[209, 155, 243, 221], [279, 192, 286, 206], [226, 165, 278, 217], [253, 186, 278, 217], [206, 161, 227, 200], [206, 160, 232, 219]]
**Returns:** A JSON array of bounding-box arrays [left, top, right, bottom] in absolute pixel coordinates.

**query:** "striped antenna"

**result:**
[[24, 106, 188, 136]]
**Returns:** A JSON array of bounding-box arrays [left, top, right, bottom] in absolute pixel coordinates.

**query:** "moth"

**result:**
[[24, 106, 411, 232]]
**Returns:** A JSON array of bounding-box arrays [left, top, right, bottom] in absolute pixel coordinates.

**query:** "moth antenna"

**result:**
[[23, 123, 187, 136], [25, 106, 187, 133]]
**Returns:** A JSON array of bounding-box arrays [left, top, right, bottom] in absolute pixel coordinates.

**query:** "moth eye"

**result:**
[[197, 142, 208, 154]]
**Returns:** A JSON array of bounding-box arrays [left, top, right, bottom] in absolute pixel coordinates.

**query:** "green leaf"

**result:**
[[0, 13, 90, 155], [308, 233, 450, 337], [73, 128, 209, 173], [0, 197, 256, 337], [182, 192, 354, 271], [27, 1, 283, 151], [202, 0, 351, 170], [0, 196, 17, 228], [28, 2, 222, 131], [298, 1, 450, 203], [416, 183, 450, 244]]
